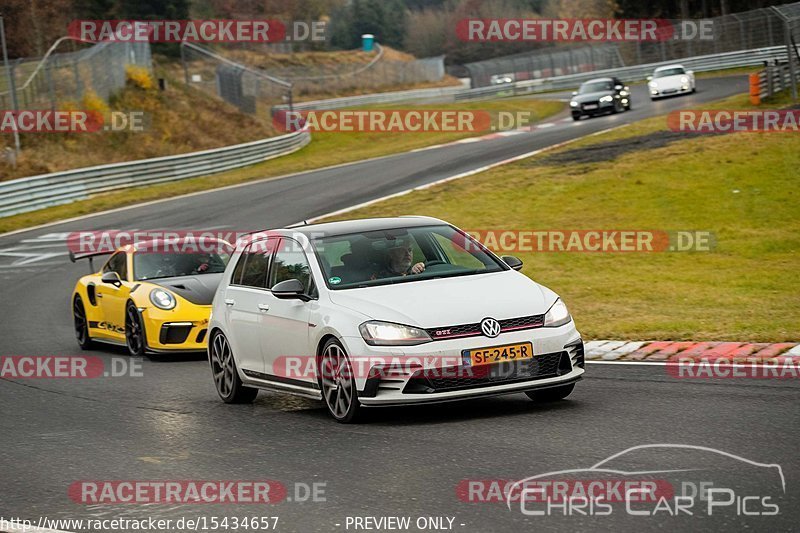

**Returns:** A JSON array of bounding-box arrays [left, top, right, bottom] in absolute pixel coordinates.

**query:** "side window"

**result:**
[[235, 240, 274, 289], [269, 239, 312, 292], [231, 251, 248, 285], [103, 252, 128, 280]]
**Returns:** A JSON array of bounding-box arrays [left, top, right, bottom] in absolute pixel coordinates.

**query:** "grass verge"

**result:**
[[322, 94, 799, 341]]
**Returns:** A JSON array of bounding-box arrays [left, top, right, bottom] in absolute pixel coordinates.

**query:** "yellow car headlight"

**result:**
[[150, 288, 176, 310]]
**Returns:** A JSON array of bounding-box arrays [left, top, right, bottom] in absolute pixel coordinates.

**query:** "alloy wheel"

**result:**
[[211, 333, 235, 398], [320, 342, 355, 420]]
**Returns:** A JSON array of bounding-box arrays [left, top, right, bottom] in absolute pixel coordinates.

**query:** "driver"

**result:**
[[370, 238, 425, 279]]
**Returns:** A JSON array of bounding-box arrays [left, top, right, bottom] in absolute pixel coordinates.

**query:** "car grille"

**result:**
[[160, 324, 192, 344], [426, 314, 544, 340], [403, 351, 570, 394]]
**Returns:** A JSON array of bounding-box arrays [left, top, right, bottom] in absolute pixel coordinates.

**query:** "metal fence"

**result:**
[[465, 3, 800, 89], [0, 128, 310, 218], [180, 42, 292, 117], [272, 46, 795, 113], [180, 42, 446, 117], [0, 40, 151, 110], [466, 44, 624, 87]]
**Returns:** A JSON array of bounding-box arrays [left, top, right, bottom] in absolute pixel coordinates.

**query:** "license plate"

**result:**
[[464, 342, 534, 367], [583, 104, 598, 110]]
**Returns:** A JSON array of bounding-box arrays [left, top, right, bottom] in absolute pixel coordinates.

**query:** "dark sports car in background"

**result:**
[[570, 77, 631, 120]]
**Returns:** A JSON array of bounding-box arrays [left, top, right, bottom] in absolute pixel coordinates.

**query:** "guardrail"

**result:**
[[750, 63, 796, 104], [273, 46, 796, 113], [0, 129, 310, 218]]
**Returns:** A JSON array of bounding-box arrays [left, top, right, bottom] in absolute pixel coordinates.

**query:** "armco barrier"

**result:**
[[0, 129, 310, 218], [751, 63, 796, 104], [273, 46, 796, 113]]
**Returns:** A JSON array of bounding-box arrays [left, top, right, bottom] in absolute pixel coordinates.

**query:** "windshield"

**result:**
[[312, 225, 507, 289], [579, 80, 613, 93], [134, 252, 229, 280], [654, 67, 685, 78]]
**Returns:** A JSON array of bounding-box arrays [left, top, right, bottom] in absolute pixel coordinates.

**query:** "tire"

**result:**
[[210, 331, 258, 404], [124, 302, 146, 357], [525, 384, 575, 403], [319, 338, 361, 423], [73, 296, 95, 350], [572, 115, 581, 122]]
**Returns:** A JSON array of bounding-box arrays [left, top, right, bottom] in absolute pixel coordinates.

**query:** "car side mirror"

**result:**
[[272, 279, 311, 301], [101, 271, 122, 287], [571, 91, 578, 96], [686, 70, 694, 76], [502, 255, 524, 271], [646, 76, 653, 81], [614, 84, 623, 90]]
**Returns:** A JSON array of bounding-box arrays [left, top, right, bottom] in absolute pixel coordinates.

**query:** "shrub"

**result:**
[[126, 65, 154, 90]]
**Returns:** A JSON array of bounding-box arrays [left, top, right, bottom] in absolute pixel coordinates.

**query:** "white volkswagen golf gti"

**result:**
[[208, 217, 584, 422]]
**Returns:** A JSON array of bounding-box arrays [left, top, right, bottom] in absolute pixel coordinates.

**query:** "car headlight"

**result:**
[[648, 81, 658, 88], [620, 90, 628, 96], [680, 76, 689, 83], [149, 288, 176, 310], [570, 101, 578, 107], [359, 321, 432, 346], [544, 299, 571, 328], [599, 95, 613, 103]]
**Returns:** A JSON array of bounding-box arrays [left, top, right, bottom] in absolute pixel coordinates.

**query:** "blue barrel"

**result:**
[[362, 34, 375, 52]]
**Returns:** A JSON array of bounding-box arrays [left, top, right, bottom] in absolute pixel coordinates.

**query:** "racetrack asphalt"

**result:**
[[2, 75, 798, 532]]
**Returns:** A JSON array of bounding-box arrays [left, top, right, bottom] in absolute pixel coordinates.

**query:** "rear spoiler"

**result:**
[[69, 250, 113, 272]]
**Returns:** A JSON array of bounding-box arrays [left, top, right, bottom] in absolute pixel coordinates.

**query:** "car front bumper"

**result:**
[[572, 100, 615, 117], [140, 306, 211, 352], [650, 84, 692, 98], [341, 322, 583, 406]]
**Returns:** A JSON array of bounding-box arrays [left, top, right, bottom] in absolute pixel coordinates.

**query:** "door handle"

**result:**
[[224, 299, 235, 306], [95, 293, 103, 299], [258, 303, 270, 312]]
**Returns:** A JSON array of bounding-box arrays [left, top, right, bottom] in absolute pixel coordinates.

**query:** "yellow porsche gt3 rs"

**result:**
[[70, 239, 232, 356]]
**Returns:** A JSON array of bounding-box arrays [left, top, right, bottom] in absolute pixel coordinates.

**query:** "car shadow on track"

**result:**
[[363, 396, 583, 426], [92, 344, 207, 363]]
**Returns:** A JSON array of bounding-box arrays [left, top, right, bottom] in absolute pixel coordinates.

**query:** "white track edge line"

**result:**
[[306, 124, 623, 224]]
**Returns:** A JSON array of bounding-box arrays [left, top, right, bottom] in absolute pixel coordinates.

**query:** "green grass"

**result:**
[[322, 107, 800, 341], [562, 87, 798, 150], [0, 99, 563, 234]]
